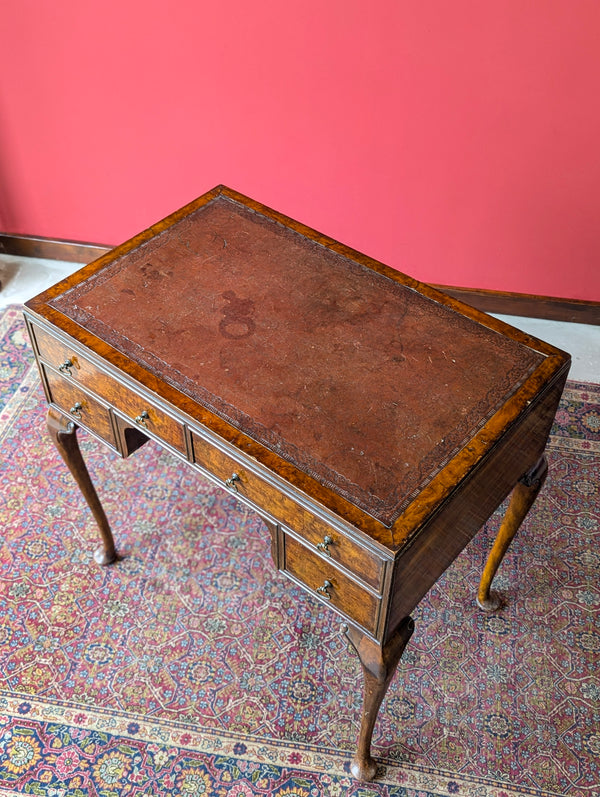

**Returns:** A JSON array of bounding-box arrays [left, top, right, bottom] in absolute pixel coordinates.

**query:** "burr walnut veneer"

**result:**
[[25, 186, 570, 780]]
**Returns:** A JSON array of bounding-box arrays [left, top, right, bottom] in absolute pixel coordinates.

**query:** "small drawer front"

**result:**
[[284, 534, 380, 634], [33, 324, 101, 386], [191, 430, 384, 590], [108, 384, 186, 455], [45, 367, 116, 447], [32, 324, 186, 455], [288, 514, 383, 590]]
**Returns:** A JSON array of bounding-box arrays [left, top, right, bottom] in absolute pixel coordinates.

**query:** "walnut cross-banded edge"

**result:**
[[25, 185, 570, 781]]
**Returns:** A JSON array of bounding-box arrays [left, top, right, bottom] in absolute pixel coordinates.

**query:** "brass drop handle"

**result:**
[[225, 473, 240, 492], [135, 410, 150, 428], [59, 359, 74, 376], [69, 402, 83, 420], [316, 535, 333, 556], [316, 580, 332, 600]]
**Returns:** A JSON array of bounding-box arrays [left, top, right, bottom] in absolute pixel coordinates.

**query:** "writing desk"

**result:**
[[24, 186, 570, 780]]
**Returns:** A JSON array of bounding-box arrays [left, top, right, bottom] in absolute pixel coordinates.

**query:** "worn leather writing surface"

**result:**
[[51, 196, 544, 525]]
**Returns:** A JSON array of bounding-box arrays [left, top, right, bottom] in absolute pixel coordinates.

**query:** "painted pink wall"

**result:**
[[1, 0, 599, 301]]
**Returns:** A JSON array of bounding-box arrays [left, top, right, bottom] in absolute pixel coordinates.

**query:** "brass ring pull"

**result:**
[[316, 580, 332, 600], [59, 359, 74, 376], [69, 402, 83, 420], [135, 410, 150, 428], [225, 473, 240, 492], [316, 535, 333, 556]]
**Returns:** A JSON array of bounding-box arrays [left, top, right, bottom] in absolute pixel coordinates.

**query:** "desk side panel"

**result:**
[[384, 371, 568, 642]]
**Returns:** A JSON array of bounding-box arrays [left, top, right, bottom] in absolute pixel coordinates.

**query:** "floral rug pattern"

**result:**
[[0, 306, 598, 796]]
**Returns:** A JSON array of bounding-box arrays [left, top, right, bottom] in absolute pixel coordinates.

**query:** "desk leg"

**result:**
[[477, 454, 548, 611], [47, 406, 118, 566], [344, 618, 414, 781]]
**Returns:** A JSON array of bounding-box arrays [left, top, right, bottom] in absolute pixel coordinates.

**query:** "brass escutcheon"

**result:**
[[316, 535, 333, 556]]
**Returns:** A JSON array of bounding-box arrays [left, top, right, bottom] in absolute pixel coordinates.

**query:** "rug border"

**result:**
[[0, 690, 571, 797]]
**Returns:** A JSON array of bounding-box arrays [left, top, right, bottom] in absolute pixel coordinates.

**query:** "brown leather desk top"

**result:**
[[32, 186, 566, 537]]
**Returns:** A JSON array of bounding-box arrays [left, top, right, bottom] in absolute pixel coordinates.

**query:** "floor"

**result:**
[[1, 253, 599, 383]]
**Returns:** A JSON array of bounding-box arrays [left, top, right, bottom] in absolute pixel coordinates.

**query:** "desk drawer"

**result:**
[[32, 324, 186, 455], [44, 366, 116, 448], [108, 384, 186, 455], [283, 534, 380, 634], [190, 430, 384, 590], [33, 323, 102, 386]]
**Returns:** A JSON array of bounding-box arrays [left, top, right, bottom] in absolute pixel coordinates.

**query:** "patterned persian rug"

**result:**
[[0, 304, 599, 797]]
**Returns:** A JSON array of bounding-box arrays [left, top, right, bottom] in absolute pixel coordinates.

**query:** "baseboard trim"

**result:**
[[2, 232, 598, 325], [0, 233, 111, 265], [432, 285, 599, 326]]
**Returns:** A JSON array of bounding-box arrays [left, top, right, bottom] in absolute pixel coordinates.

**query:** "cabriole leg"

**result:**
[[477, 454, 548, 611], [344, 617, 414, 781], [47, 406, 117, 565]]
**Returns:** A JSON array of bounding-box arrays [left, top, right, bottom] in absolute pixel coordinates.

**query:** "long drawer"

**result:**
[[191, 429, 385, 591], [32, 324, 186, 455]]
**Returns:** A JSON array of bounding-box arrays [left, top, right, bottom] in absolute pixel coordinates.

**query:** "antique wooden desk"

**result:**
[[25, 186, 570, 780]]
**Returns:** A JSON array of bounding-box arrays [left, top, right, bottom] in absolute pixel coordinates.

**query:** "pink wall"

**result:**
[[1, 0, 599, 301]]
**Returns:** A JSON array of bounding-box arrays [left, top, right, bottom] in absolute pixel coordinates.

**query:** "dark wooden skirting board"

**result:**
[[433, 285, 599, 326], [1, 232, 598, 325], [0, 233, 111, 265]]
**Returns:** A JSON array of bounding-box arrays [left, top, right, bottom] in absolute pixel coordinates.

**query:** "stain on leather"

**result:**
[[219, 290, 256, 340]]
